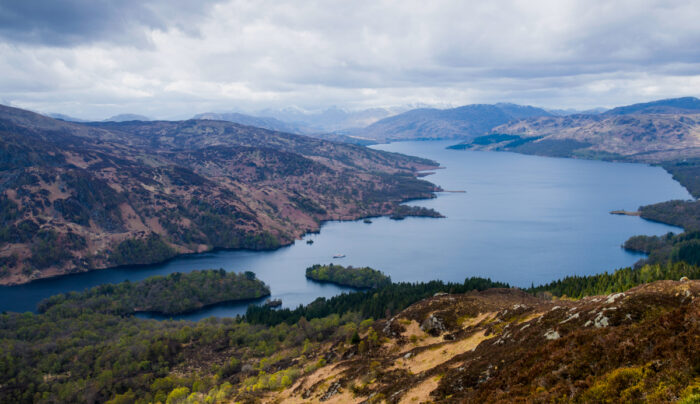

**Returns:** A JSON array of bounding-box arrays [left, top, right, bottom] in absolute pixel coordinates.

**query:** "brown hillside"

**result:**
[[484, 113, 700, 162], [0, 105, 440, 285], [275, 280, 699, 403]]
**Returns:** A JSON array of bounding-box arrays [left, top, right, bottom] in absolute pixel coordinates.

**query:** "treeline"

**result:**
[[528, 261, 699, 298], [639, 199, 700, 230], [110, 233, 176, 266], [390, 204, 443, 220], [622, 194, 700, 270], [662, 159, 700, 198], [37, 269, 270, 315], [305, 264, 391, 289], [624, 231, 700, 268], [0, 293, 361, 403], [245, 277, 510, 326]]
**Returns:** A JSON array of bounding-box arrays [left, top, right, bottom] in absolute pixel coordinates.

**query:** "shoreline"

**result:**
[[0, 176, 443, 287]]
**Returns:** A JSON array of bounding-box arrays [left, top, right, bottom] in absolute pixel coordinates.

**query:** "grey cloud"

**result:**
[[0, 0, 220, 47], [1, 0, 699, 118]]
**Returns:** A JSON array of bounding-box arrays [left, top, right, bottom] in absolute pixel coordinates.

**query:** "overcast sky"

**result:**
[[1, 0, 699, 120]]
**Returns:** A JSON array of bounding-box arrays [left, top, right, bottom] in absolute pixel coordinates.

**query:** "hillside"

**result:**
[[359, 103, 551, 142], [0, 104, 440, 285], [280, 280, 699, 403], [453, 97, 700, 162], [1, 270, 697, 403], [37, 269, 270, 315]]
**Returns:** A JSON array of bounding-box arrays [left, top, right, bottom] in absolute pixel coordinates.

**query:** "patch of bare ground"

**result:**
[[393, 330, 491, 374], [399, 376, 440, 404]]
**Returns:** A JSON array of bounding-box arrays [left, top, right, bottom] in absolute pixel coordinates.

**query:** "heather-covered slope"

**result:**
[[283, 280, 700, 403], [0, 104, 440, 285]]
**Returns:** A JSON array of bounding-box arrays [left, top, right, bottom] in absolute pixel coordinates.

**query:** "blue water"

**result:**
[[0, 141, 691, 320]]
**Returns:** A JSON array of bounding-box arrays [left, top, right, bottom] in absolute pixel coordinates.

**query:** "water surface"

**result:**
[[0, 141, 691, 319]]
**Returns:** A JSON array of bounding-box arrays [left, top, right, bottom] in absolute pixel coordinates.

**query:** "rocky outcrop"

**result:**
[[283, 280, 700, 403]]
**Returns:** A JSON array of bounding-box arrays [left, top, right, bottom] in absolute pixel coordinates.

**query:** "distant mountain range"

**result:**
[[47, 113, 151, 122], [192, 107, 405, 136], [104, 113, 151, 122], [258, 106, 404, 133], [45, 97, 700, 154], [193, 112, 310, 134]]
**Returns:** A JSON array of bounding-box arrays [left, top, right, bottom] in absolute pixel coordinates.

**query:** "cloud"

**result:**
[[1, 0, 699, 119], [0, 0, 220, 47]]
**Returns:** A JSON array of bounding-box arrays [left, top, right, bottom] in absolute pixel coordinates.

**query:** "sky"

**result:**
[[1, 0, 700, 120]]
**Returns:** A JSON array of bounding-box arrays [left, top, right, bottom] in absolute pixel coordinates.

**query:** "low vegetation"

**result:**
[[1, 259, 699, 403], [0, 274, 504, 403], [305, 264, 391, 288]]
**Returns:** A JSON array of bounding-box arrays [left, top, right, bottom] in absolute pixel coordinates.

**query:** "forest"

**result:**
[[639, 199, 700, 230], [389, 204, 443, 220], [305, 264, 391, 289], [527, 261, 700, 298], [37, 269, 270, 315]]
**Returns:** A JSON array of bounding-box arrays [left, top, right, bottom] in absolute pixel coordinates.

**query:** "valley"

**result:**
[[2, 98, 700, 404]]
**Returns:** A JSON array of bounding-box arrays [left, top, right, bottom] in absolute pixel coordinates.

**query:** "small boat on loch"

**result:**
[[333, 254, 346, 259]]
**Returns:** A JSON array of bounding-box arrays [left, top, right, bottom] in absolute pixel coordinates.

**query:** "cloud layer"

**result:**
[[1, 0, 699, 119]]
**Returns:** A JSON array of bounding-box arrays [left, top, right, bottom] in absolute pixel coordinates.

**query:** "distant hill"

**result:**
[[193, 112, 310, 134], [452, 97, 700, 163], [46, 113, 88, 122], [104, 113, 151, 122], [604, 96, 700, 115], [358, 103, 552, 142], [546, 107, 608, 116]]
